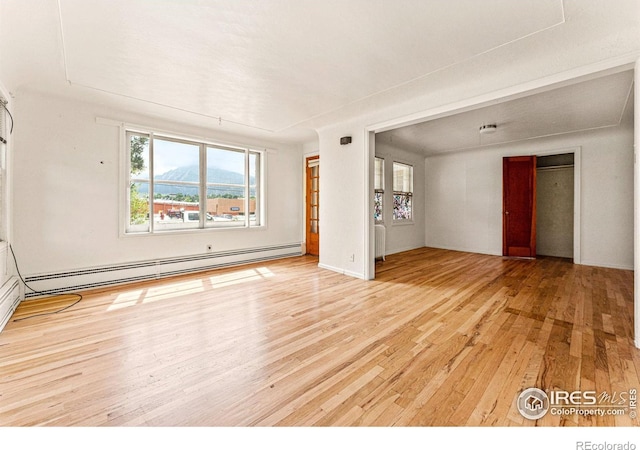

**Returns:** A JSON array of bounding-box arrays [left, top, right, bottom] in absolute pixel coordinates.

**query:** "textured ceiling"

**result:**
[[57, 0, 563, 132]]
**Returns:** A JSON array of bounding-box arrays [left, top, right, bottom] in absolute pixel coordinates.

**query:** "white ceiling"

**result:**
[[377, 69, 635, 156], [0, 1, 637, 145]]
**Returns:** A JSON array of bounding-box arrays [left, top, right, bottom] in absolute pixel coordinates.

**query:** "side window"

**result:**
[[127, 132, 150, 233], [374, 157, 384, 223], [392, 162, 413, 221]]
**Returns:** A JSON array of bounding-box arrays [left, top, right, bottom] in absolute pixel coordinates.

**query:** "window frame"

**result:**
[[123, 127, 266, 236], [392, 161, 413, 223], [374, 157, 385, 224]]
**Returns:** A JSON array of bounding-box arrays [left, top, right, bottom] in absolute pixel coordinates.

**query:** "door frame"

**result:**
[[304, 155, 320, 256]]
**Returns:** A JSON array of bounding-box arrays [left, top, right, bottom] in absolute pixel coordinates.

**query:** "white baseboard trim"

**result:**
[[23, 243, 303, 298], [385, 244, 427, 256], [424, 244, 502, 257], [317, 263, 365, 280], [578, 260, 634, 271], [426, 245, 634, 271]]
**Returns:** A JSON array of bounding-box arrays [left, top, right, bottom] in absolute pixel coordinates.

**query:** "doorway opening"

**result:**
[[536, 153, 575, 260], [502, 149, 580, 262]]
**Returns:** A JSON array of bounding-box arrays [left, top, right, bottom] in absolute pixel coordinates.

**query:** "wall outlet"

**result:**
[[206, 244, 213, 252], [349, 254, 355, 262]]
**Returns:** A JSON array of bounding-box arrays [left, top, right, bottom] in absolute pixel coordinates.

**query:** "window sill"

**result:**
[[121, 224, 267, 238], [392, 220, 414, 227]]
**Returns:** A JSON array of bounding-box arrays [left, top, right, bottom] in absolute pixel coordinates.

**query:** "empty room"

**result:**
[[0, 0, 639, 444]]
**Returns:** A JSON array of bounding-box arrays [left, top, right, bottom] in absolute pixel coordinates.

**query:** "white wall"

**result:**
[[12, 90, 304, 286], [425, 149, 500, 256], [425, 125, 634, 270], [317, 123, 366, 277], [302, 140, 319, 156], [374, 139, 425, 255]]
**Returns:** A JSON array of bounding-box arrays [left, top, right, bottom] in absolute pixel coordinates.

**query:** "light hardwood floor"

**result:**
[[0, 248, 637, 426]]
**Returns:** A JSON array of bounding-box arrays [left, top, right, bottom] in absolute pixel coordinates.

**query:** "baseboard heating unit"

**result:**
[[23, 243, 303, 298], [0, 277, 20, 332]]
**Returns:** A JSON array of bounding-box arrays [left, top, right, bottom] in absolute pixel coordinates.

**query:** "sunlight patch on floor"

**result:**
[[143, 279, 205, 304], [107, 267, 275, 311], [207, 267, 275, 289]]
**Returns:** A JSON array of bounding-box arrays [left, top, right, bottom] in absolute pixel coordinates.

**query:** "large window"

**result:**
[[392, 162, 413, 221], [374, 157, 384, 223], [126, 130, 263, 234]]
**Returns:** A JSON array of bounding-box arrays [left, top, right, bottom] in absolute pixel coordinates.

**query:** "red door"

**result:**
[[503, 156, 536, 257]]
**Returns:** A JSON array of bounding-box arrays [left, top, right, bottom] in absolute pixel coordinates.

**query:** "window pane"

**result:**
[[392, 162, 413, 221], [374, 192, 383, 222], [393, 194, 412, 220], [128, 133, 149, 232], [129, 182, 150, 232], [154, 139, 200, 185], [374, 157, 384, 190], [153, 138, 200, 231], [393, 162, 412, 193], [206, 147, 246, 228], [374, 158, 385, 223], [249, 152, 260, 226]]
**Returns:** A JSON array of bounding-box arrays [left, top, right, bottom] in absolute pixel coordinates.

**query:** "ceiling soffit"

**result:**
[[376, 69, 635, 156]]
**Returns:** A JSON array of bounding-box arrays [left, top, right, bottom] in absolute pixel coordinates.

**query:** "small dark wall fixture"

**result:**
[[340, 136, 352, 145]]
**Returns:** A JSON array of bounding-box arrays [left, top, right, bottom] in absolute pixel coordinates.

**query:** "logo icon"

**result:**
[[517, 387, 549, 420]]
